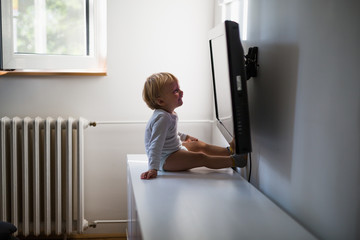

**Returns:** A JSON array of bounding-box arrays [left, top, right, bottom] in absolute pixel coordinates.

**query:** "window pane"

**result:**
[[13, 0, 87, 56]]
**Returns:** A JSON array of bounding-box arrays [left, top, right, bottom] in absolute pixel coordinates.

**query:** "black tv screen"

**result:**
[[209, 20, 252, 156]]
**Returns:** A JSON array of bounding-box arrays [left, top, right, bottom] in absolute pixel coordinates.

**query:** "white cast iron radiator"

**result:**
[[0, 117, 89, 237]]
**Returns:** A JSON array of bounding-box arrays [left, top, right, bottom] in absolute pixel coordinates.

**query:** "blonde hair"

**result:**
[[142, 72, 178, 110]]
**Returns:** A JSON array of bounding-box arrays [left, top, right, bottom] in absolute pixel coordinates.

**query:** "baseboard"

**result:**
[[17, 233, 127, 240], [69, 233, 127, 239]]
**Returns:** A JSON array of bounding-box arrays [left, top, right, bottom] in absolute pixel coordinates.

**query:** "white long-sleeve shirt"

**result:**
[[144, 109, 187, 170]]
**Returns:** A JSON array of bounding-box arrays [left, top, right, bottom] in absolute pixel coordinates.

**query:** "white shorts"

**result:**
[[159, 145, 188, 171]]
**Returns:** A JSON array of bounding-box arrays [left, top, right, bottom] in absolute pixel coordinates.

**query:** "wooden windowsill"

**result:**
[[0, 70, 107, 76]]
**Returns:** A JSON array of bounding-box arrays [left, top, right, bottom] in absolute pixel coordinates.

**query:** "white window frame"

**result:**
[[0, 0, 107, 74]]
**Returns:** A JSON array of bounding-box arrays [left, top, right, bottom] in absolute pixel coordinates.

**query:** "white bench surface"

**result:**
[[127, 154, 315, 240]]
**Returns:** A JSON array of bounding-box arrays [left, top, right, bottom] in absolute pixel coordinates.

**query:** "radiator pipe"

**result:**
[[89, 119, 214, 127], [89, 220, 129, 228], [89, 121, 146, 127]]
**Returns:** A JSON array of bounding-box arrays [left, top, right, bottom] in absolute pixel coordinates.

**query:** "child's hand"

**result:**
[[140, 169, 158, 179], [184, 135, 198, 142]]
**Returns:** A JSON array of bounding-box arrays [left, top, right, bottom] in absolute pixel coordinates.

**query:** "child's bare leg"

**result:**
[[182, 140, 229, 156], [163, 149, 232, 171]]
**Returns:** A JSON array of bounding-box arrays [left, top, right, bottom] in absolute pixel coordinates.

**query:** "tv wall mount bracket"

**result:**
[[245, 47, 259, 80]]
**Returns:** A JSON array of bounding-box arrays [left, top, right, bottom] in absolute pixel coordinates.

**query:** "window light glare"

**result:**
[[242, 0, 248, 41]]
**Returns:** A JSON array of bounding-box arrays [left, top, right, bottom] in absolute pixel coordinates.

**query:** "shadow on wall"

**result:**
[[246, 43, 299, 187]]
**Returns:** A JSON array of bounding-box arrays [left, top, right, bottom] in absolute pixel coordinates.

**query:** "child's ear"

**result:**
[[156, 98, 165, 106]]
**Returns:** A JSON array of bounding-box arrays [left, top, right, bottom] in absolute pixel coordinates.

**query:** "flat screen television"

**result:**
[[209, 20, 252, 162]]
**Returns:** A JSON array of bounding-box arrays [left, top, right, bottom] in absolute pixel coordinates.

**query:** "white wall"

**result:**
[[0, 0, 215, 234], [216, 0, 360, 239]]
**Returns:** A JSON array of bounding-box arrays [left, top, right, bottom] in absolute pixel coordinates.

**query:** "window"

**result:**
[[218, 0, 248, 41], [0, 0, 106, 74]]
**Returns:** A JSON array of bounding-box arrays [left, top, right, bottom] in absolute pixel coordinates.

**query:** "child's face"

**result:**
[[157, 80, 183, 113]]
